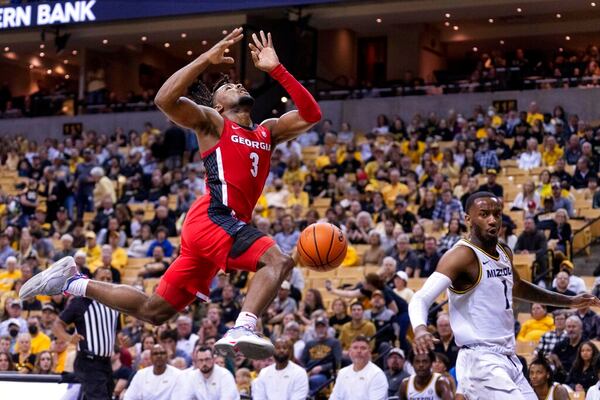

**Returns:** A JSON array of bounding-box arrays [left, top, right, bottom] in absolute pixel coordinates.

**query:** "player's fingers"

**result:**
[[267, 32, 273, 47], [222, 57, 235, 64], [249, 43, 260, 53], [223, 27, 242, 40], [250, 51, 259, 64], [230, 32, 244, 44], [260, 30, 268, 47], [251, 33, 264, 50]]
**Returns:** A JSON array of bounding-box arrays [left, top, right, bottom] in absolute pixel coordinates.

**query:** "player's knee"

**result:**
[[261, 248, 294, 276]]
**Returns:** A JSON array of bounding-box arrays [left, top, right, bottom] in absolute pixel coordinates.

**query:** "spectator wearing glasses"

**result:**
[[123, 344, 181, 400]]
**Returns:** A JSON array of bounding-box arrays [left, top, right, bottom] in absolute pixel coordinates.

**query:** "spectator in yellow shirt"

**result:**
[[15, 316, 51, 354], [517, 303, 555, 343], [526, 101, 544, 126], [429, 143, 444, 163], [541, 136, 564, 166], [400, 135, 425, 165], [282, 156, 307, 186], [365, 148, 386, 180], [84, 231, 102, 271], [0, 256, 21, 292], [341, 245, 359, 267], [287, 180, 310, 209], [108, 232, 128, 271], [339, 302, 376, 352], [380, 169, 410, 209], [91, 167, 117, 209]]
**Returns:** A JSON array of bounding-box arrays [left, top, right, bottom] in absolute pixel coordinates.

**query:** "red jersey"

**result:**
[[200, 118, 272, 222]]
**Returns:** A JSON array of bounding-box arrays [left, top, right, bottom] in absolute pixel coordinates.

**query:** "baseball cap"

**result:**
[[8, 299, 22, 308], [315, 317, 328, 326], [389, 347, 405, 358], [560, 260, 574, 271], [7, 318, 21, 328], [42, 303, 57, 313], [395, 197, 407, 207], [57, 206, 66, 213], [280, 281, 291, 290], [396, 271, 409, 282], [487, 168, 498, 175], [85, 231, 96, 239]]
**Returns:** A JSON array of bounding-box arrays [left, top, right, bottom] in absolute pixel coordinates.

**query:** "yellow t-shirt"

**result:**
[[54, 350, 67, 373], [315, 155, 330, 169], [86, 245, 102, 272], [381, 182, 410, 209], [0, 270, 22, 292], [111, 247, 128, 271], [542, 147, 564, 167], [400, 141, 425, 165], [254, 195, 269, 218], [287, 192, 310, 209], [15, 332, 51, 354], [516, 315, 555, 343], [527, 112, 544, 126], [339, 321, 376, 350], [341, 245, 358, 267], [282, 169, 307, 186]]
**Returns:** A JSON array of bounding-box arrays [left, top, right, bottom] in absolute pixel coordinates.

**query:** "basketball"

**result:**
[[297, 222, 347, 272]]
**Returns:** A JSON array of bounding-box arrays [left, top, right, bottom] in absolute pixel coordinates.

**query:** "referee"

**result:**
[[53, 267, 120, 399]]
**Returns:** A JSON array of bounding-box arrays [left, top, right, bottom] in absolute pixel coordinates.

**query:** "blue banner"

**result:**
[[0, 0, 344, 30]]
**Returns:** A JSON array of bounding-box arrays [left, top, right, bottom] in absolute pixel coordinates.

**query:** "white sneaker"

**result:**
[[215, 326, 275, 359], [19, 256, 78, 299]]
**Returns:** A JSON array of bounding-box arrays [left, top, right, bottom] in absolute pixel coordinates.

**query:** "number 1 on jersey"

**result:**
[[502, 280, 510, 310], [250, 152, 259, 177]]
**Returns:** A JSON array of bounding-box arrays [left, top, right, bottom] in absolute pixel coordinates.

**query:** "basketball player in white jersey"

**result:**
[[400, 351, 453, 400], [408, 192, 600, 399], [529, 353, 570, 400]]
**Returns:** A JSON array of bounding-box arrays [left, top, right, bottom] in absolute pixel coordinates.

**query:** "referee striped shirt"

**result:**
[[60, 297, 119, 357]]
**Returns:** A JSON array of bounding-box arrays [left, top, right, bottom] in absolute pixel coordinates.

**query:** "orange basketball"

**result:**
[[297, 222, 347, 272]]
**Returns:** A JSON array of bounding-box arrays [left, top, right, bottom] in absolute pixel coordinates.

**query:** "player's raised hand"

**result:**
[[249, 30, 280, 72], [412, 325, 439, 355], [204, 27, 244, 65], [570, 292, 600, 308]]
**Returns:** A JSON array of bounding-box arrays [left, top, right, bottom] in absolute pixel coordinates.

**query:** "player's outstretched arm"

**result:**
[[249, 31, 322, 145], [409, 246, 477, 354], [436, 377, 454, 400], [155, 28, 243, 131]]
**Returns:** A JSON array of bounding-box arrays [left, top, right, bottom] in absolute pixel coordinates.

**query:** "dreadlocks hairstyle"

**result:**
[[188, 74, 230, 107]]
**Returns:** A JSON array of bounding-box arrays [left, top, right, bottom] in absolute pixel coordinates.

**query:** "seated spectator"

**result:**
[[432, 189, 464, 230], [91, 167, 116, 208], [536, 311, 568, 355], [83, 231, 102, 268], [32, 350, 55, 374], [22, 316, 51, 354], [282, 321, 305, 361], [415, 237, 440, 278], [566, 341, 599, 392], [432, 353, 457, 394], [575, 305, 600, 340], [123, 344, 180, 400], [547, 209, 572, 255], [517, 303, 555, 342], [138, 246, 169, 279], [267, 281, 298, 325], [174, 316, 198, 361], [549, 182, 575, 217], [438, 218, 463, 254], [381, 169, 410, 209], [362, 231, 385, 266], [528, 353, 570, 400], [542, 136, 564, 167], [330, 336, 389, 399], [417, 191, 436, 220], [146, 226, 174, 258], [106, 231, 128, 270], [410, 224, 426, 255], [92, 197, 116, 232], [128, 223, 154, 258], [98, 217, 128, 247], [301, 316, 342, 392], [296, 288, 325, 325], [329, 299, 351, 337], [393, 198, 417, 234], [387, 234, 419, 273], [159, 330, 191, 367], [478, 169, 504, 198], [548, 272, 577, 312], [0, 256, 21, 292], [0, 350, 15, 372], [399, 351, 453, 400], [572, 156, 596, 189], [12, 332, 35, 373], [274, 214, 300, 254], [385, 348, 410, 397], [252, 338, 309, 400], [515, 217, 548, 280], [393, 271, 414, 304], [218, 284, 241, 327], [150, 206, 177, 237], [518, 138, 542, 170], [512, 181, 541, 211], [339, 302, 376, 353], [172, 346, 238, 399], [553, 316, 585, 372], [346, 212, 373, 245], [52, 234, 75, 261], [235, 367, 252, 397], [364, 290, 397, 352], [0, 232, 16, 268], [433, 314, 459, 369]]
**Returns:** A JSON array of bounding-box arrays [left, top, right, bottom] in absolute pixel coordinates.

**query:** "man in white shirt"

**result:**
[[124, 344, 180, 400], [176, 315, 199, 359], [518, 138, 542, 170], [329, 336, 388, 400], [173, 345, 239, 400], [252, 338, 309, 400]]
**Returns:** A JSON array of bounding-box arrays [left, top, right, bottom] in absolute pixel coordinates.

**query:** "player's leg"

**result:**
[[215, 234, 294, 359], [19, 256, 188, 325]]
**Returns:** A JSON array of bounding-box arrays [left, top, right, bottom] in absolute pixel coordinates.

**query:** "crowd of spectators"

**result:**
[[0, 97, 599, 398]]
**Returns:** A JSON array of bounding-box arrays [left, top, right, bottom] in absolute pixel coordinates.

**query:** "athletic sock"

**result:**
[[64, 276, 89, 297], [234, 311, 258, 331]]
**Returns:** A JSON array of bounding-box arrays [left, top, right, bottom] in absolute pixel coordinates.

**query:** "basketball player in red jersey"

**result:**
[[20, 28, 321, 359]]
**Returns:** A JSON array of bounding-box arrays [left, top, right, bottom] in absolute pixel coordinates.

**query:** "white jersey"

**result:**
[[447, 239, 515, 354], [406, 373, 441, 400]]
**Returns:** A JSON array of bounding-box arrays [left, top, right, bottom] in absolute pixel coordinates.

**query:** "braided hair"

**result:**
[[188, 74, 230, 107], [529, 352, 553, 388]]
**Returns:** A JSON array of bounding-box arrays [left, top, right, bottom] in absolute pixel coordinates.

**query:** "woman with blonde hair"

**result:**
[[548, 208, 572, 254], [512, 181, 541, 211], [33, 350, 56, 374]]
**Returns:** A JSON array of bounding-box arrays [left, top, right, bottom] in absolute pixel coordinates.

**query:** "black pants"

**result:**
[[74, 353, 114, 400]]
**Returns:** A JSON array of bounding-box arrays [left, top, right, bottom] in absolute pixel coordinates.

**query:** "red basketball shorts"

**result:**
[[156, 196, 275, 310]]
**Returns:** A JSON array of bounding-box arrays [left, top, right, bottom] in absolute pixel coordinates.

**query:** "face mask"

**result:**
[[9, 329, 18, 338], [28, 325, 39, 335]]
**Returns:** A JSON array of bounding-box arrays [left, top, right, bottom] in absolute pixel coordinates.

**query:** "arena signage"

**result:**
[[0, 0, 343, 30]]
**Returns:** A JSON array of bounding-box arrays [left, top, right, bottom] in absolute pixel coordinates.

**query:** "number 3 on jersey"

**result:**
[[250, 152, 259, 177]]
